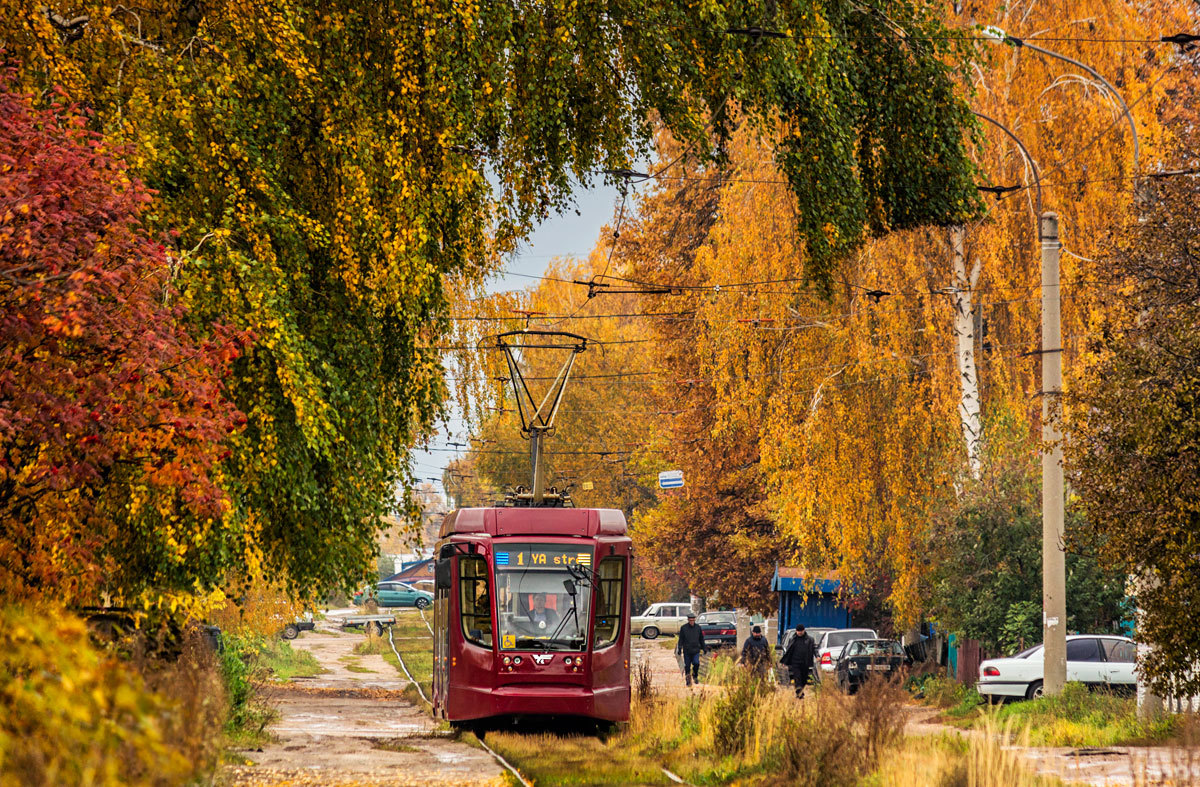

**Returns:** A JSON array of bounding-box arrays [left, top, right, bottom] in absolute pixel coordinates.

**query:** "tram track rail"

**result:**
[[400, 609, 689, 785], [386, 625, 429, 706], [390, 612, 534, 787], [473, 732, 534, 787]]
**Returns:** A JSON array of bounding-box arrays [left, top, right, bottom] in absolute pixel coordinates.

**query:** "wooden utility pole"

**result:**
[[1041, 211, 1067, 695]]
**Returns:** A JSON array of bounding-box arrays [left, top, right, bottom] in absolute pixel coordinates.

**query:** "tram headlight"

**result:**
[[513, 656, 522, 666], [563, 656, 573, 665], [503, 656, 511, 665]]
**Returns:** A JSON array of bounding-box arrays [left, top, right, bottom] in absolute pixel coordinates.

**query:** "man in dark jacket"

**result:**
[[780, 623, 817, 698], [739, 625, 770, 678], [675, 613, 707, 686]]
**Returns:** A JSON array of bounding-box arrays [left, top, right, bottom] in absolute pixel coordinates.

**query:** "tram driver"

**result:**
[[526, 593, 560, 630]]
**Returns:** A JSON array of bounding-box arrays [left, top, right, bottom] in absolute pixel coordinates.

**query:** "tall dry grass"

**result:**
[[872, 716, 1066, 787], [492, 658, 1063, 786]]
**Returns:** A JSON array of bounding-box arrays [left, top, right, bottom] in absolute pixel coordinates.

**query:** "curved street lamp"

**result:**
[[980, 26, 1140, 173], [972, 110, 1043, 216]]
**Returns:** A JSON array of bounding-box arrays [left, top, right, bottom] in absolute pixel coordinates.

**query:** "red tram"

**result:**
[[431, 505, 632, 724]]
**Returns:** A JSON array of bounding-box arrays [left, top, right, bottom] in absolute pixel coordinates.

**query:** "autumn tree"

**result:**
[[0, 80, 243, 607], [613, 0, 1192, 623], [4, 0, 983, 596], [1066, 103, 1200, 696]]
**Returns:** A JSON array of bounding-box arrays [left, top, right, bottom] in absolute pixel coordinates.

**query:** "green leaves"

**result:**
[[5, 0, 981, 603]]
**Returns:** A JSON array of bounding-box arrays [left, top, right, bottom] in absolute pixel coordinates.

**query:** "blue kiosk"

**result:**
[[771, 567, 852, 646]]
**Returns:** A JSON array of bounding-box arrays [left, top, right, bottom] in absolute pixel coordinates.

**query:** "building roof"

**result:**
[[771, 567, 842, 594], [385, 558, 434, 583]]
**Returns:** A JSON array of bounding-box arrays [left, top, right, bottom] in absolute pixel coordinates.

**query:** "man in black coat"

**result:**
[[780, 623, 817, 698], [675, 613, 707, 686], [739, 625, 770, 678]]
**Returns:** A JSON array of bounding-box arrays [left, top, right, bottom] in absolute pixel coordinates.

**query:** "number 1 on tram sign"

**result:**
[[658, 470, 684, 489]]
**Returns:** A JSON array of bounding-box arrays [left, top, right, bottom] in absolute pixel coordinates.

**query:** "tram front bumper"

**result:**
[[448, 682, 630, 722]]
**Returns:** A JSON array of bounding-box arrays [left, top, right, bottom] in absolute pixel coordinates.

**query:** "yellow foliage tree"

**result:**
[[452, 0, 1194, 623]]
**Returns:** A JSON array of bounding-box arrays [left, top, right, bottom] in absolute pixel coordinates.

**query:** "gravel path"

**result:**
[[220, 626, 502, 786]]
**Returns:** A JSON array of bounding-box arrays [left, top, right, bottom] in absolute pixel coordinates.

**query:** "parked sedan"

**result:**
[[353, 581, 433, 609], [816, 628, 878, 676], [977, 635, 1136, 701], [835, 639, 907, 693], [698, 611, 737, 648], [631, 602, 693, 639]]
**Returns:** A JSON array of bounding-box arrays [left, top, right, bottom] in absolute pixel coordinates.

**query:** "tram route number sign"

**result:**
[[658, 470, 685, 490], [494, 545, 593, 569]]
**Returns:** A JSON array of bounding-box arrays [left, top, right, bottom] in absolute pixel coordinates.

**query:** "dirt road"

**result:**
[[221, 628, 501, 786]]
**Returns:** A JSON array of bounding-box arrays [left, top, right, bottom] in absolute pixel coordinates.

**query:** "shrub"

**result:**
[[774, 693, 859, 785], [634, 659, 655, 702], [709, 669, 764, 757], [0, 606, 197, 786], [217, 634, 275, 743]]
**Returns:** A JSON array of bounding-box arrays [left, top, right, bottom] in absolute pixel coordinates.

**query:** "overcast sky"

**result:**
[[408, 181, 626, 499]]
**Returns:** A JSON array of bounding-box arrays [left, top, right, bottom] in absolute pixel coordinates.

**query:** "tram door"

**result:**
[[433, 545, 454, 715]]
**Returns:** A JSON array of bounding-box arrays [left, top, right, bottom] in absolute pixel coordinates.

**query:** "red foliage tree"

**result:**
[[0, 77, 245, 605]]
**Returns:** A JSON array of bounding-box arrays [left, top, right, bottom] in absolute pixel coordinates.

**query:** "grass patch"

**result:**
[[217, 635, 277, 748], [484, 731, 674, 785], [255, 638, 325, 682], [916, 675, 1181, 747], [912, 675, 986, 724], [345, 663, 377, 674], [367, 611, 434, 707], [486, 667, 911, 786], [992, 682, 1177, 746]]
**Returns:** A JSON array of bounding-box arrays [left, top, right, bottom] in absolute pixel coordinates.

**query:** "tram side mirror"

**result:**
[[563, 579, 576, 597], [435, 558, 451, 590]]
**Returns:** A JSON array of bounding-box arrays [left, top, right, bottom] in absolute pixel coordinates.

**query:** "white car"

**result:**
[[977, 635, 1136, 701], [631, 602, 693, 639], [816, 628, 878, 675]]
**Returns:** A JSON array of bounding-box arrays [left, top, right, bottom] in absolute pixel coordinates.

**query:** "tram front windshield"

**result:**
[[495, 544, 593, 651]]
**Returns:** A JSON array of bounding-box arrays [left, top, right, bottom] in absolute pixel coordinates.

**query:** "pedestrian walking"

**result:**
[[675, 613, 707, 687], [739, 625, 770, 678], [779, 623, 817, 698]]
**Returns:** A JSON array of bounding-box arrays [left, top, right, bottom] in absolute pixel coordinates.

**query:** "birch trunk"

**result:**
[[951, 227, 983, 479]]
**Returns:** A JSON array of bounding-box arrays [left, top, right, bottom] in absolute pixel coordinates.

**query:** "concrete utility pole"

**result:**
[[1040, 212, 1067, 696], [979, 27, 1143, 697]]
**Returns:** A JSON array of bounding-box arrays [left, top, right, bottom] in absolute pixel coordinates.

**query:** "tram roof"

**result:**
[[439, 507, 628, 539]]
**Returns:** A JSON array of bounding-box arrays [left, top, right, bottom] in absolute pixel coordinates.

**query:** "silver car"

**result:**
[[816, 628, 878, 676]]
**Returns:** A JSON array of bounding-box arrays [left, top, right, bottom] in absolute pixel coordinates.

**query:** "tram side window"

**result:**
[[593, 557, 625, 649], [459, 555, 493, 647]]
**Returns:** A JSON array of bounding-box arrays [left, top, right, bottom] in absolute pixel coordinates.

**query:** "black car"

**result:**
[[697, 611, 737, 648], [835, 638, 907, 693]]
